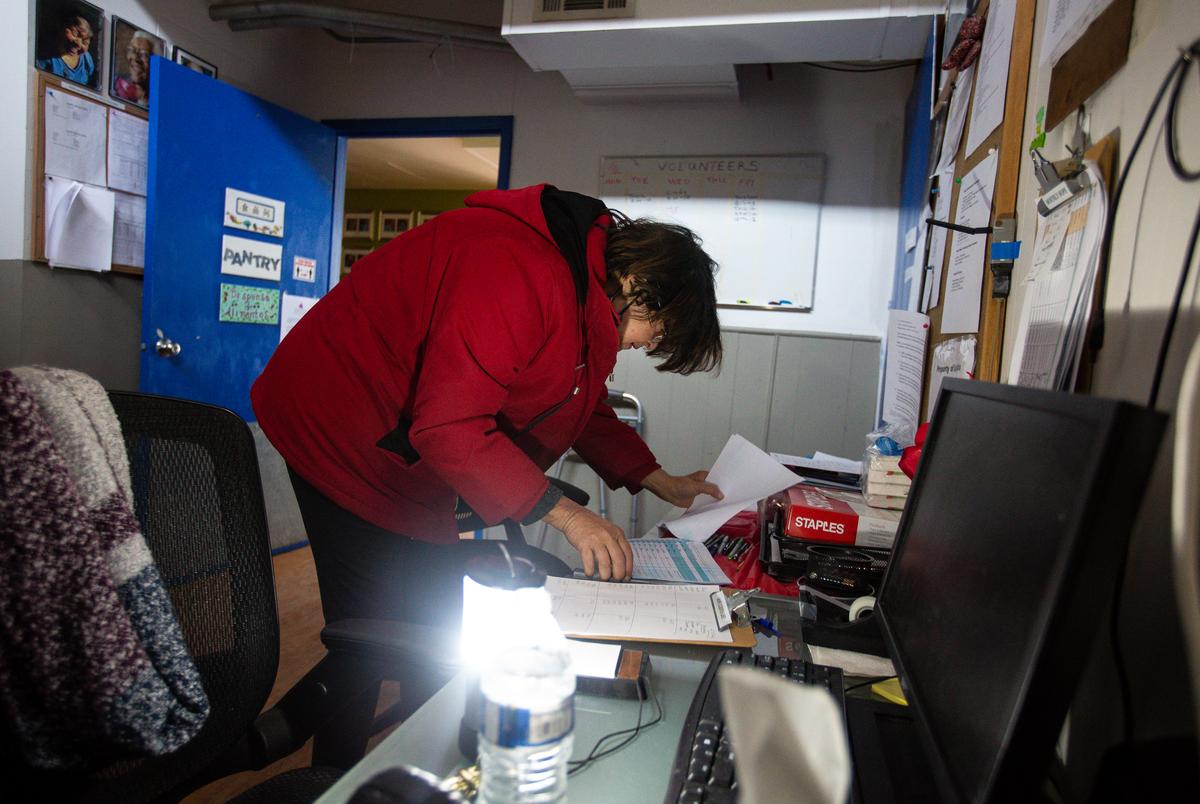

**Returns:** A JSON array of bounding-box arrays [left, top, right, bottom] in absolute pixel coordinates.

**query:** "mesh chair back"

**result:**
[[6, 392, 281, 802]]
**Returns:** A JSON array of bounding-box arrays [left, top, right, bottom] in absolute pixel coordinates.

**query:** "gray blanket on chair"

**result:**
[[0, 367, 209, 770]]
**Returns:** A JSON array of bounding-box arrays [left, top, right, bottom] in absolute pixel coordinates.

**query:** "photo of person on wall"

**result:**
[[34, 0, 104, 91], [109, 16, 164, 109]]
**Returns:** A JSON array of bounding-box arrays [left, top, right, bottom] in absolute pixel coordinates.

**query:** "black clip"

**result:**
[[989, 216, 1019, 299]]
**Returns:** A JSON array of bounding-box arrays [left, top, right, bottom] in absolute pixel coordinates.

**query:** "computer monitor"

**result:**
[[877, 379, 1165, 803]]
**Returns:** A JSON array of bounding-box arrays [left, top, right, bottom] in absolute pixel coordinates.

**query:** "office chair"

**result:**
[[3, 390, 386, 802]]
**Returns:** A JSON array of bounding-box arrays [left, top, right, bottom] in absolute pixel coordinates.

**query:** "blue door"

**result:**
[[141, 58, 337, 421]]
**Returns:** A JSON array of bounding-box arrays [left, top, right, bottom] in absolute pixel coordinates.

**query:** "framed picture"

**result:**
[[109, 16, 165, 110], [342, 248, 371, 273], [416, 211, 440, 227], [172, 46, 217, 79], [379, 211, 414, 240], [34, 0, 104, 91], [343, 211, 376, 240]]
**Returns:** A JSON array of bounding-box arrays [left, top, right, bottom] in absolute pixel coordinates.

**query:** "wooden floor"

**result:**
[[182, 546, 402, 803]]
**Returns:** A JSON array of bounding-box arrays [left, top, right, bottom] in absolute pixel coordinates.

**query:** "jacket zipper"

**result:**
[[518, 383, 580, 435]]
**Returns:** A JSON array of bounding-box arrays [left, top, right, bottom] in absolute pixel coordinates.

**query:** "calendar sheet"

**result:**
[[630, 539, 731, 585]]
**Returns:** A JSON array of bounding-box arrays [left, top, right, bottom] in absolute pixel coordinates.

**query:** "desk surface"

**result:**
[[316, 644, 722, 804]]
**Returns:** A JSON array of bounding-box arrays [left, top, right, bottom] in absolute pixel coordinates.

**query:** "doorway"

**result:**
[[326, 117, 513, 290]]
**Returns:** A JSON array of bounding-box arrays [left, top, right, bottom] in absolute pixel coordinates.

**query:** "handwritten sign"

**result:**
[[224, 187, 285, 237], [600, 155, 824, 310], [221, 234, 282, 281], [219, 283, 279, 324]]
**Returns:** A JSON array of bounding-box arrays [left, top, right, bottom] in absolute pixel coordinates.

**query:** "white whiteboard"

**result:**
[[599, 154, 824, 311]]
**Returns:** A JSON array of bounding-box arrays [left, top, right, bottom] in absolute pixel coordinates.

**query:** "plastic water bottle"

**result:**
[[477, 642, 575, 803]]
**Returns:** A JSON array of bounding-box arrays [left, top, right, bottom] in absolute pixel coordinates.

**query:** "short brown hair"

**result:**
[[604, 212, 722, 375]]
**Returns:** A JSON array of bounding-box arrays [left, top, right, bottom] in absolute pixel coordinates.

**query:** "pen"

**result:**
[[751, 617, 781, 637]]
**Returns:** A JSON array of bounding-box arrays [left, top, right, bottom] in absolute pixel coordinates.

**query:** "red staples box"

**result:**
[[769, 484, 900, 549]]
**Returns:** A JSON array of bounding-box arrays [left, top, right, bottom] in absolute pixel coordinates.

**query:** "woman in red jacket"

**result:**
[[252, 185, 723, 625]]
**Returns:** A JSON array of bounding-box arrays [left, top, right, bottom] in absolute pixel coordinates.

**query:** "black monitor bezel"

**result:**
[[874, 378, 1163, 803]]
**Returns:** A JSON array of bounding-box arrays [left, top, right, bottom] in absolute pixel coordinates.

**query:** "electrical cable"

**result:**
[[1100, 37, 1200, 747], [843, 675, 897, 694], [1092, 41, 1198, 354], [804, 60, 919, 73], [567, 676, 663, 776]]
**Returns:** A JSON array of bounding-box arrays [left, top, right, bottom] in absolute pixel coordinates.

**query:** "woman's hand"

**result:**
[[642, 468, 724, 509], [543, 498, 633, 581]]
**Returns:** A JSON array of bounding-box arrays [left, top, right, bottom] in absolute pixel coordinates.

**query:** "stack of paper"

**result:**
[[44, 177, 114, 273], [1010, 162, 1108, 390]]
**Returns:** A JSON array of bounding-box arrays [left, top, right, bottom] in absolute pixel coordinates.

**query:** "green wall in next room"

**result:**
[[343, 189, 480, 217]]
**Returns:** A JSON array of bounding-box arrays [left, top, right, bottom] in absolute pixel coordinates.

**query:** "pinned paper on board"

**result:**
[[927, 336, 977, 418], [660, 434, 799, 542], [107, 109, 148, 197], [881, 310, 930, 434], [942, 151, 998, 334], [44, 176, 114, 273], [935, 66, 973, 174], [44, 88, 107, 187], [112, 192, 146, 268], [964, 0, 1017, 156]]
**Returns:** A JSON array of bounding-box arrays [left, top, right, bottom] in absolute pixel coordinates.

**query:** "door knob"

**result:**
[[155, 328, 182, 358]]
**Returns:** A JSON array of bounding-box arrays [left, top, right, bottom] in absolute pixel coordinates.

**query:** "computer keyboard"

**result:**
[[664, 650, 846, 803]]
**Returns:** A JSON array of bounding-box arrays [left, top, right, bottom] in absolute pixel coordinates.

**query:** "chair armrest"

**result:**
[[321, 618, 461, 679]]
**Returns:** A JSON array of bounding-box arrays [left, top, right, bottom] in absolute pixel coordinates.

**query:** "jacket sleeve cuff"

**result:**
[[625, 461, 662, 494], [520, 482, 564, 525]]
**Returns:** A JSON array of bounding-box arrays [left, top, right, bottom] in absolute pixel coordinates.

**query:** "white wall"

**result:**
[[283, 40, 910, 337], [1003, 0, 1200, 789], [1, 2, 32, 260]]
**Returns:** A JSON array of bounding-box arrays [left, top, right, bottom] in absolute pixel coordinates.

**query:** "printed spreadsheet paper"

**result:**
[[545, 577, 733, 644], [630, 539, 731, 585]]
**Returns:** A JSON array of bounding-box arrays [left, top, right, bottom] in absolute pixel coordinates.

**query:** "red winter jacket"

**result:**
[[251, 185, 660, 544]]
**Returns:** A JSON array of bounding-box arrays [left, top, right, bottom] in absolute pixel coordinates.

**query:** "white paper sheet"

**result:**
[[920, 267, 934, 313], [1024, 202, 1071, 285], [545, 577, 733, 644], [221, 234, 283, 281], [926, 335, 977, 418], [112, 191, 145, 268], [107, 109, 148, 196], [1040, 0, 1116, 66], [927, 166, 955, 307], [280, 293, 318, 342], [661, 435, 800, 542], [44, 88, 107, 187], [935, 65, 974, 173], [965, 0, 1017, 157], [630, 539, 731, 585], [44, 176, 114, 272], [942, 151, 998, 334], [881, 310, 930, 432], [565, 639, 621, 679], [1010, 163, 1107, 389], [720, 668, 850, 804]]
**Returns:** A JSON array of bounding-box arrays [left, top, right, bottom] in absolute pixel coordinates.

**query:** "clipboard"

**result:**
[[556, 587, 757, 649]]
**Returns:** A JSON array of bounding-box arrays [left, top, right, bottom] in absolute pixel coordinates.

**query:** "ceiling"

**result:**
[[344, 136, 502, 190]]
